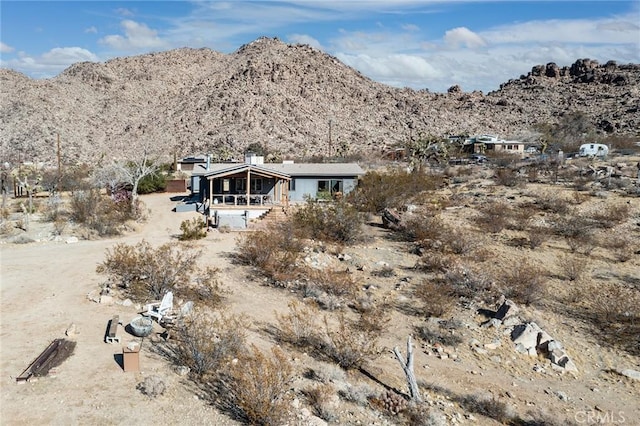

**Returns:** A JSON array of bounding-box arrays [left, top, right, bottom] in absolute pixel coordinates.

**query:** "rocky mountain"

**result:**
[[1, 37, 638, 165]]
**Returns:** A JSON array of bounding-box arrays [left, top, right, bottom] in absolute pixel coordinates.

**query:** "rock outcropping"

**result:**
[[1, 37, 638, 164]]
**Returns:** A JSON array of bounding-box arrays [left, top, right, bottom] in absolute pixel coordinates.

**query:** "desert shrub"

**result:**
[[235, 223, 303, 280], [303, 383, 338, 422], [587, 283, 640, 356], [371, 390, 408, 416], [551, 213, 596, 254], [587, 203, 630, 229], [371, 265, 396, 277], [70, 189, 136, 236], [415, 321, 463, 347], [354, 298, 392, 334], [494, 167, 519, 186], [475, 201, 510, 233], [349, 169, 444, 213], [600, 230, 635, 262], [441, 264, 494, 300], [505, 204, 536, 231], [414, 252, 456, 274], [176, 266, 227, 309], [526, 225, 550, 249], [299, 267, 358, 301], [462, 393, 511, 423], [223, 345, 294, 425], [275, 299, 321, 347], [402, 213, 445, 245], [531, 191, 571, 214], [557, 254, 587, 281], [137, 375, 166, 398], [498, 261, 546, 305], [179, 217, 206, 240], [167, 310, 247, 378], [96, 240, 200, 301], [292, 199, 365, 244], [52, 217, 68, 236], [137, 170, 167, 194], [414, 279, 457, 318], [43, 193, 65, 222], [403, 404, 447, 426], [321, 312, 379, 370]]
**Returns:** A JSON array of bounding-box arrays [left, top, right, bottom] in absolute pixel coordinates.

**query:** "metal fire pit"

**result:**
[[129, 316, 153, 337]]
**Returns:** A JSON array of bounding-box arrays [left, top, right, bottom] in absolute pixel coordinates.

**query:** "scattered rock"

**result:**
[[617, 369, 640, 380], [65, 323, 78, 337], [99, 295, 114, 305], [65, 236, 79, 244], [495, 299, 519, 320]]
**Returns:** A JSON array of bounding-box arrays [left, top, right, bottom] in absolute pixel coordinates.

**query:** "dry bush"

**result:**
[[414, 279, 457, 318], [415, 321, 463, 347], [571, 190, 590, 204], [234, 223, 303, 280], [299, 267, 358, 301], [354, 297, 392, 334], [303, 383, 338, 422], [321, 312, 379, 370], [275, 299, 321, 347], [531, 191, 571, 214], [167, 310, 247, 378], [552, 213, 596, 254], [498, 261, 547, 305], [414, 252, 456, 274], [292, 199, 365, 245], [179, 217, 206, 240], [494, 167, 519, 187], [587, 203, 631, 229], [600, 230, 635, 262], [137, 375, 166, 398], [96, 240, 200, 301], [176, 267, 227, 310], [223, 345, 294, 425], [339, 383, 376, 406], [557, 254, 587, 281], [70, 189, 136, 236], [526, 225, 550, 249], [505, 204, 536, 231], [403, 404, 447, 426], [402, 213, 445, 246], [587, 283, 640, 356], [462, 393, 511, 423], [476, 201, 510, 233], [441, 264, 494, 300]]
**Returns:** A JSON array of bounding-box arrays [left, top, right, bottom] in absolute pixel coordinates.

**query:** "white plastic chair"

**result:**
[[143, 291, 174, 323]]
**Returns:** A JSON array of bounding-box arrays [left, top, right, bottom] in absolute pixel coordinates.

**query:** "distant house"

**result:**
[[469, 134, 526, 157], [186, 153, 365, 228]]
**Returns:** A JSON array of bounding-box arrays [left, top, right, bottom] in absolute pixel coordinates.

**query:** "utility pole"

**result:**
[[328, 118, 333, 159]]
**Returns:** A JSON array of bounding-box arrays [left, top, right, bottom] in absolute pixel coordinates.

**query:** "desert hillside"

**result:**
[[1, 37, 639, 164]]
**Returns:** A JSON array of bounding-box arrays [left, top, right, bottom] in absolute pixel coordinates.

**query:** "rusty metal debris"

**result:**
[[16, 338, 76, 382]]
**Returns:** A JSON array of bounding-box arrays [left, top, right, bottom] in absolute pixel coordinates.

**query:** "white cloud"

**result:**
[[337, 52, 442, 86], [287, 34, 322, 49], [2, 47, 99, 78], [443, 27, 486, 49], [401, 24, 420, 32], [85, 26, 98, 34], [99, 20, 167, 51], [1, 42, 15, 53], [116, 8, 134, 17]]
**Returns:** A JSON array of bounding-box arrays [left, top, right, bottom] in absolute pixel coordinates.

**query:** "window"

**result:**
[[318, 180, 330, 193], [251, 178, 262, 192], [289, 179, 296, 191], [236, 178, 246, 192], [317, 179, 343, 195]]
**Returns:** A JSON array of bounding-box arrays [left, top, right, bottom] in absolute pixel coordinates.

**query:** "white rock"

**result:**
[[619, 369, 640, 380], [99, 295, 114, 305], [66, 236, 79, 244]]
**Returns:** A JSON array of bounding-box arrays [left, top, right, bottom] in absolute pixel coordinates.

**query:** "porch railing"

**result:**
[[211, 193, 274, 207]]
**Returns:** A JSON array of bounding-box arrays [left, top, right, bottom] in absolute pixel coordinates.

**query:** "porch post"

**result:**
[[209, 177, 213, 213], [246, 168, 251, 205]]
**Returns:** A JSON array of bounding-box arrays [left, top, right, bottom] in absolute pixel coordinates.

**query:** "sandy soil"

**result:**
[[1, 188, 639, 425]]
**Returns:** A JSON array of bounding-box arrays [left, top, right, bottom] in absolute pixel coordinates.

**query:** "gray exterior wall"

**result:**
[[289, 176, 358, 202]]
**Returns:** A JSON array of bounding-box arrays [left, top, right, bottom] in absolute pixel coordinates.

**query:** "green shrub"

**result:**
[[293, 199, 365, 244], [349, 169, 444, 213], [179, 217, 206, 240]]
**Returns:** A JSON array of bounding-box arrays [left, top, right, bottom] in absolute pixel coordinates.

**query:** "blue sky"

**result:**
[[1, 1, 638, 92]]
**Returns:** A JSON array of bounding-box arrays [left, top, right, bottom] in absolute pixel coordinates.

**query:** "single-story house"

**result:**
[[468, 135, 526, 157], [186, 153, 365, 228]]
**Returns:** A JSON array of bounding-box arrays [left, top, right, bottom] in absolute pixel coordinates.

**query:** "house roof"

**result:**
[[199, 163, 291, 180], [193, 162, 365, 178]]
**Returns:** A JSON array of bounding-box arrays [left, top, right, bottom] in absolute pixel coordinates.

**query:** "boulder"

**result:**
[[511, 322, 542, 351], [618, 369, 640, 380], [495, 299, 519, 320]]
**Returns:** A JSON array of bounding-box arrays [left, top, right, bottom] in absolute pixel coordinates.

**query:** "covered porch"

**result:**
[[200, 164, 291, 212]]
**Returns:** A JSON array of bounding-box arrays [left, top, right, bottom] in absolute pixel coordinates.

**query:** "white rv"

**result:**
[[579, 143, 609, 158]]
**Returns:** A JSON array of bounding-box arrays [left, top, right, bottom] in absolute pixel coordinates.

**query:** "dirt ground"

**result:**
[[1, 187, 639, 425]]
